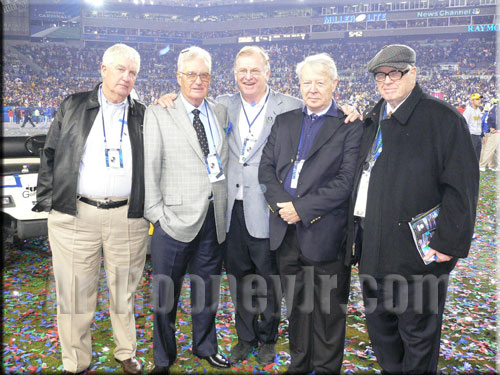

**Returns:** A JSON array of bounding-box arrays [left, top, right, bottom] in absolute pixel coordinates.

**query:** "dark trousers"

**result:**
[[151, 203, 222, 367], [361, 274, 449, 374], [224, 200, 280, 345], [277, 226, 351, 374], [471, 134, 482, 162], [21, 116, 35, 127]]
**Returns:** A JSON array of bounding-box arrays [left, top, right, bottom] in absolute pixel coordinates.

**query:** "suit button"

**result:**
[[236, 184, 240, 188]]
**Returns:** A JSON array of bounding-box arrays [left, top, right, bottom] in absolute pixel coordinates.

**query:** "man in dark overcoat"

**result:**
[[346, 44, 479, 374]]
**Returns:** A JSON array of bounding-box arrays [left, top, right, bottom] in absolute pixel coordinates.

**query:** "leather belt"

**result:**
[[78, 196, 128, 209]]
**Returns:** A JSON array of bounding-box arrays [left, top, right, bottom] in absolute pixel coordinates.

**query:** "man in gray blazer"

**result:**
[[217, 46, 302, 364], [143, 46, 230, 374], [156, 46, 361, 367]]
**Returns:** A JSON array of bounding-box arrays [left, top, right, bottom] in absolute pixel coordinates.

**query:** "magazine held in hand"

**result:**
[[408, 204, 441, 265]]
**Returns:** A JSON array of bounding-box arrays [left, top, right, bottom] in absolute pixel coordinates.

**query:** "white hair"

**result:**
[[101, 43, 140, 76], [177, 46, 212, 73], [296, 53, 338, 81]]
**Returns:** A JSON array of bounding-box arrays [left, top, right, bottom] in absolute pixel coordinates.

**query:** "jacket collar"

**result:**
[[365, 82, 424, 126], [86, 83, 137, 114]]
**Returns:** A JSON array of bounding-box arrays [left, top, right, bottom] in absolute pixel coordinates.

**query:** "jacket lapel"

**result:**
[[208, 100, 227, 155], [228, 95, 243, 151], [288, 110, 304, 160], [168, 97, 205, 162], [305, 116, 343, 161]]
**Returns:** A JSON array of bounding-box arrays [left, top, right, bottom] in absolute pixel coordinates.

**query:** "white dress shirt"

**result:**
[[77, 87, 133, 197], [236, 88, 270, 199]]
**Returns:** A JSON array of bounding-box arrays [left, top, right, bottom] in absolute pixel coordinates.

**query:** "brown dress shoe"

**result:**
[[115, 357, 142, 375]]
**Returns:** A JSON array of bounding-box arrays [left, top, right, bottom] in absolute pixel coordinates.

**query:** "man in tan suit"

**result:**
[[143, 46, 230, 374]]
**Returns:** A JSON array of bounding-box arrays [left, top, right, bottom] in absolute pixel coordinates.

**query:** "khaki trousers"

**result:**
[[479, 132, 499, 168], [48, 199, 149, 373]]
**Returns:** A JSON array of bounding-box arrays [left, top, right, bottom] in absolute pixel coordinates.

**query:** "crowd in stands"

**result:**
[[3, 37, 496, 120]]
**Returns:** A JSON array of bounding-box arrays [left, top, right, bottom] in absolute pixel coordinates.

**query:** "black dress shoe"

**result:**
[[201, 353, 230, 369], [149, 365, 170, 374]]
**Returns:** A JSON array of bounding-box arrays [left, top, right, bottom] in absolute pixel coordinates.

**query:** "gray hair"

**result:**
[[178, 46, 212, 74], [234, 45, 270, 74], [296, 53, 338, 82], [101, 44, 141, 75]]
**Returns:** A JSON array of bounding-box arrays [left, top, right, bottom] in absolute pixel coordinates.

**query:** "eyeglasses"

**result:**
[[236, 68, 263, 77], [178, 71, 211, 83], [374, 69, 410, 82]]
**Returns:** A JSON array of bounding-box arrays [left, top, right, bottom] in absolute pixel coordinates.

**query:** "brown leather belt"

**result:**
[[78, 196, 128, 209]]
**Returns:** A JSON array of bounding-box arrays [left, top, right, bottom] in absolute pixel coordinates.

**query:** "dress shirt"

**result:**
[[238, 87, 270, 144], [284, 101, 338, 197], [77, 86, 132, 197], [235, 87, 270, 199], [180, 94, 220, 154]]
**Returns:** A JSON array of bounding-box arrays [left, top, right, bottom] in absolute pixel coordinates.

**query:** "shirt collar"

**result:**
[[240, 87, 270, 110], [180, 93, 207, 117], [99, 85, 128, 108], [302, 100, 338, 118], [386, 92, 411, 115]]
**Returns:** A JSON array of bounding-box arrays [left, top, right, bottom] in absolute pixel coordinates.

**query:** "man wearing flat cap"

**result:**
[[345, 44, 479, 373]]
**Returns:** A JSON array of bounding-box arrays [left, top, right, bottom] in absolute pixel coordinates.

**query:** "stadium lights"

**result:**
[[86, 0, 103, 7]]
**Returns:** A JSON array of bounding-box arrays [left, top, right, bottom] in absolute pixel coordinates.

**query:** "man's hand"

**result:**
[[423, 248, 453, 263], [277, 202, 301, 224], [490, 128, 497, 134], [154, 93, 178, 108], [340, 104, 362, 123]]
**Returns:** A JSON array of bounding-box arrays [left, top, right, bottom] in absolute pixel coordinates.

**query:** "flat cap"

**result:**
[[367, 44, 416, 73]]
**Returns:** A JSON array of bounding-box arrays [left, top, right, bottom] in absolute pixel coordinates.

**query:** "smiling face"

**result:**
[[299, 63, 337, 114], [234, 52, 270, 104], [177, 57, 210, 107], [375, 65, 417, 108], [101, 57, 138, 104]]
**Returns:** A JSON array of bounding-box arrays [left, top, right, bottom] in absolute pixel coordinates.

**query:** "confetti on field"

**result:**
[[2, 171, 498, 373]]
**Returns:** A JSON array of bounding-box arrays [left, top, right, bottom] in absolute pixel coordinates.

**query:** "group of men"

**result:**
[[34, 42, 479, 375]]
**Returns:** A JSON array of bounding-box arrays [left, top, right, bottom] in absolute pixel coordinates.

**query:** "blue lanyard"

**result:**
[[369, 105, 389, 165], [241, 90, 270, 132], [100, 87, 126, 149], [202, 100, 219, 152]]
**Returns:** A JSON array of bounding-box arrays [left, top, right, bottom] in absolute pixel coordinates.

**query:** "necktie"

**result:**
[[310, 113, 319, 120], [192, 109, 210, 157]]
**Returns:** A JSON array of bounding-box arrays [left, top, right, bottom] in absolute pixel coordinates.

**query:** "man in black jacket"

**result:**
[[346, 44, 479, 374], [33, 44, 147, 375], [259, 53, 362, 374]]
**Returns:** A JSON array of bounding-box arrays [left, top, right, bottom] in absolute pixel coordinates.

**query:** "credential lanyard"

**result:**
[[203, 100, 219, 152], [365, 105, 388, 171], [241, 90, 270, 133], [100, 87, 126, 149]]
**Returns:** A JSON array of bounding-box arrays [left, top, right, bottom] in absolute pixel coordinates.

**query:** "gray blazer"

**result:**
[[143, 96, 229, 244], [217, 89, 302, 238]]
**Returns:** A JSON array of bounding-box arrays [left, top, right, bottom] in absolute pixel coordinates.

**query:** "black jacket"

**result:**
[[345, 83, 479, 277], [33, 84, 146, 218], [259, 106, 363, 262]]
